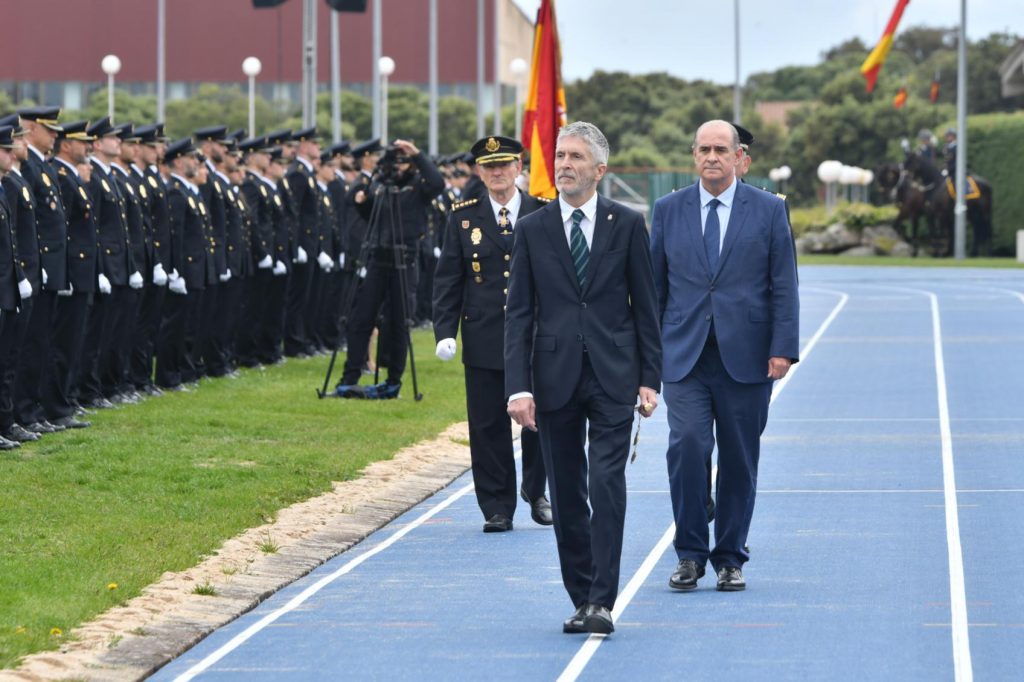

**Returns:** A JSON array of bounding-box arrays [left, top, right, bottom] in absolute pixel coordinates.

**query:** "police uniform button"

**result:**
[[106, 249, 112, 255], [43, 246, 49, 252], [473, 253, 478, 258], [229, 245, 234, 251], [504, 254, 510, 261], [503, 288, 508, 295], [20, 260, 26, 267], [503, 271, 509, 278], [210, 248, 215, 254], [187, 256, 193, 262], [80, 253, 85, 259], [705, 314, 711, 321], [155, 241, 161, 247]]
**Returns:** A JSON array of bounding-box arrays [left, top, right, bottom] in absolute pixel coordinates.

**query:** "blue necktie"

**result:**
[[569, 208, 589, 289], [704, 198, 721, 273]]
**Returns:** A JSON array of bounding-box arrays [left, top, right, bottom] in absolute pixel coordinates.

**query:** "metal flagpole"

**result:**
[[331, 9, 341, 142], [429, 0, 439, 155], [304, 0, 318, 128], [953, 0, 967, 259], [476, 0, 485, 138], [493, 0, 501, 134], [157, 0, 166, 121], [372, 0, 382, 138], [733, 0, 741, 123]]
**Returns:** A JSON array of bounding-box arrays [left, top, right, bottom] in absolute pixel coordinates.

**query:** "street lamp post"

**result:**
[[510, 57, 528, 142], [817, 160, 842, 217], [242, 57, 262, 137], [101, 54, 122, 123], [379, 56, 395, 143]]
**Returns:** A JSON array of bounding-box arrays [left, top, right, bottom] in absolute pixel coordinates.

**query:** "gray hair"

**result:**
[[691, 120, 740, 151], [557, 121, 609, 165]]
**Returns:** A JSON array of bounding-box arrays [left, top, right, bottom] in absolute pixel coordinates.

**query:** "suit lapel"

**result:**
[[582, 196, 614, 297], [540, 201, 580, 294], [717, 182, 750, 274], [684, 185, 711, 276]]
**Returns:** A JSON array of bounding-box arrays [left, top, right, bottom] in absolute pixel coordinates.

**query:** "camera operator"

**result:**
[[336, 139, 444, 399]]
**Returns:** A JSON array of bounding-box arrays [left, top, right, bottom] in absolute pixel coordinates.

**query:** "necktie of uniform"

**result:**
[[569, 208, 588, 289], [704, 197, 721, 273], [498, 207, 512, 248]]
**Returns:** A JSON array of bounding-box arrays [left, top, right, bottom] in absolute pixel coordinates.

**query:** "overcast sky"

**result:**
[[510, 0, 1021, 84]]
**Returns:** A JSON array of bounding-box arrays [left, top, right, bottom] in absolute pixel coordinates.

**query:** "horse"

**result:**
[[901, 152, 994, 257], [875, 162, 928, 256]]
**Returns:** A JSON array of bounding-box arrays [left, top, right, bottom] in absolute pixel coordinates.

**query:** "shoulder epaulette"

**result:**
[[451, 197, 479, 211], [535, 195, 553, 203], [775, 192, 787, 201]]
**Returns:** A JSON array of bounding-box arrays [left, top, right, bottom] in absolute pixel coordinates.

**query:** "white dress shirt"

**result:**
[[488, 190, 522, 228], [558, 191, 599, 250]]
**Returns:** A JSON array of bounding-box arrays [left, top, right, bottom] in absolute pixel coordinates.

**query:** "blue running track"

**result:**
[[152, 266, 1024, 681]]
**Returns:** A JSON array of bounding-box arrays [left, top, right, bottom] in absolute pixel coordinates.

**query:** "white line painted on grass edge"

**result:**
[[888, 285, 973, 682], [556, 287, 849, 682]]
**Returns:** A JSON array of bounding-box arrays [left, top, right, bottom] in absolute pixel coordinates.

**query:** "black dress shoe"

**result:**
[[716, 566, 745, 592], [25, 421, 56, 434], [0, 434, 20, 450], [669, 559, 705, 591], [520, 488, 554, 526], [5, 424, 40, 442], [42, 419, 66, 432], [50, 416, 91, 429], [583, 604, 614, 634], [84, 397, 115, 409], [482, 514, 513, 533], [562, 604, 587, 634]]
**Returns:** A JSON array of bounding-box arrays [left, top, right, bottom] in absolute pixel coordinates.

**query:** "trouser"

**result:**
[[155, 288, 196, 388], [44, 291, 91, 419], [200, 282, 227, 377], [130, 281, 166, 389], [0, 300, 32, 430], [284, 261, 314, 355], [262, 270, 289, 362], [236, 268, 271, 366], [13, 290, 56, 424], [104, 286, 141, 395]]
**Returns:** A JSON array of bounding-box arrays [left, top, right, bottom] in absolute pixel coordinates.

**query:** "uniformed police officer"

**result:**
[[283, 127, 323, 358], [0, 125, 27, 448], [432, 135, 553, 532]]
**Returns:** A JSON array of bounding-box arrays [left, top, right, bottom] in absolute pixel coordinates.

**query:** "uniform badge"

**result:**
[[140, 186, 147, 199], [23, 187, 31, 202], [227, 192, 235, 203], [126, 184, 134, 195], [461, 220, 470, 229], [42, 174, 51, 187], [214, 182, 222, 195], [324, 197, 331, 207], [148, 176, 158, 189], [260, 185, 268, 197], [188, 196, 196, 210], [283, 178, 290, 190], [485, 137, 500, 153], [274, 195, 282, 207], [101, 179, 111, 193], [471, 227, 482, 245], [199, 203, 207, 216], [78, 187, 88, 201], [472, 262, 481, 273], [308, 177, 314, 189]]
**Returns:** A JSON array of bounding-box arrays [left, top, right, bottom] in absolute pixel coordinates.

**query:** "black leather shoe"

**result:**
[[84, 397, 115, 409], [42, 419, 66, 432], [50, 416, 91, 429], [482, 514, 513, 533], [25, 421, 56, 434], [5, 424, 40, 442], [520, 488, 554, 526], [716, 566, 745, 592], [562, 604, 587, 634], [583, 604, 614, 634], [669, 559, 705, 591], [0, 434, 19, 450]]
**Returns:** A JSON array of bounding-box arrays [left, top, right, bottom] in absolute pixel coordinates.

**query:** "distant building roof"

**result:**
[[999, 39, 1024, 97], [754, 101, 810, 131]]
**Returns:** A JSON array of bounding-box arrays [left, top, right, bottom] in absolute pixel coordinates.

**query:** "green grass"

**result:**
[[799, 255, 1024, 268], [0, 330, 467, 669]]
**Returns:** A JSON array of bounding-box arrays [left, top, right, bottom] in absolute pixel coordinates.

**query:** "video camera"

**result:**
[[375, 145, 412, 184]]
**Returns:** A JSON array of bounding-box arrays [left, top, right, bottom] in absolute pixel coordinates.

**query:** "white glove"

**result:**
[[257, 255, 273, 269], [42, 268, 48, 286], [98, 273, 112, 295], [129, 271, 144, 289], [293, 246, 308, 264], [168, 275, 187, 295], [153, 263, 168, 286], [219, 268, 232, 283], [433, 246, 442, 259], [57, 284, 73, 297], [317, 251, 333, 271], [338, 252, 346, 269], [435, 338, 457, 361], [18, 278, 33, 300], [357, 266, 367, 279]]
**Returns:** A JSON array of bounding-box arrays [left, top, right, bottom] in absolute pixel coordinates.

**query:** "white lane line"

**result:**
[[556, 287, 849, 682], [173, 476, 486, 680], [888, 285, 973, 682], [628, 488, 1024, 495]]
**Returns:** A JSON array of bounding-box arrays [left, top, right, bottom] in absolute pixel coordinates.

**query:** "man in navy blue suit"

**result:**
[[650, 119, 799, 593], [506, 122, 661, 635]]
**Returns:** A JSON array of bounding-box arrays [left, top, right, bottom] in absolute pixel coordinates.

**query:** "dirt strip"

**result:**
[[2, 422, 473, 682]]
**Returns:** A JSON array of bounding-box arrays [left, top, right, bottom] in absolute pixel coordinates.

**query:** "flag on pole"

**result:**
[[929, 72, 941, 102], [860, 0, 911, 93], [893, 87, 908, 109], [522, 0, 568, 199]]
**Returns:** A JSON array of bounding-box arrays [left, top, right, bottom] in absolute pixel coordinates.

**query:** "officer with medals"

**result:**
[[283, 127, 324, 357], [432, 135, 553, 533], [0, 120, 42, 445], [236, 136, 277, 366]]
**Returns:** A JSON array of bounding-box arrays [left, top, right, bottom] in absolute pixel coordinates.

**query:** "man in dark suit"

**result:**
[[433, 135, 553, 533], [650, 119, 799, 594], [506, 122, 661, 635]]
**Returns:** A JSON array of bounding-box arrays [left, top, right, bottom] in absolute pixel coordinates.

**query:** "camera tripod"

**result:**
[[316, 180, 424, 402]]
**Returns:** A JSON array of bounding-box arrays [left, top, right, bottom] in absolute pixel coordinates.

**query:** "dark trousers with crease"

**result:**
[[663, 337, 771, 572], [537, 353, 634, 610], [131, 282, 166, 389], [14, 290, 56, 424], [284, 261, 314, 355], [0, 300, 32, 430], [45, 292, 91, 419], [465, 365, 546, 521]]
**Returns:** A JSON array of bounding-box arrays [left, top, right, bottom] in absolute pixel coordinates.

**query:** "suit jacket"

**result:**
[[241, 173, 274, 266], [2, 170, 41, 291], [167, 177, 209, 291], [144, 166, 171, 269], [0, 191, 21, 312], [287, 160, 321, 255], [650, 180, 799, 385], [433, 190, 548, 371], [200, 166, 229, 276], [504, 195, 661, 412], [51, 159, 97, 293], [21, 149, 68, 291], [113, 165, 146, 279]]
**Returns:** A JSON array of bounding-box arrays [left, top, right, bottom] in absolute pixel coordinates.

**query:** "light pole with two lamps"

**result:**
[[242, 57, 262, 137], [379, 56, 395, 143], [101, 54, 121, 123]]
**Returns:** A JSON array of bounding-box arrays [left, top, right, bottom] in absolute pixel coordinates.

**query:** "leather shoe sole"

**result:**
[[482, 514, 512, 533], [669, 560, 705, 591], [584, 605, 614, 634]]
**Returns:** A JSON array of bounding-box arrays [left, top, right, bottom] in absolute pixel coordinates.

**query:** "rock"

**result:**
[[890, 242, 914, 257], [838, 245, 877, 257]]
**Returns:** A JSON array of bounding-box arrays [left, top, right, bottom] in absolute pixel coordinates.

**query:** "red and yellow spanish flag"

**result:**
[[522, 0, 568, 200], [893, 87, 908, 109], [860, 0, 911, 93]]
